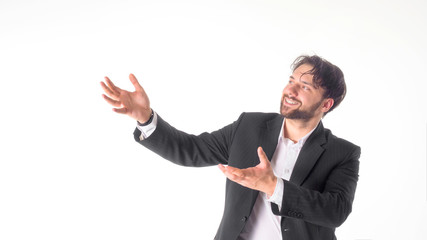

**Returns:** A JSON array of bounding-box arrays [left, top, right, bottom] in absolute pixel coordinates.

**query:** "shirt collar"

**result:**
[[278, 118, 318, 148]]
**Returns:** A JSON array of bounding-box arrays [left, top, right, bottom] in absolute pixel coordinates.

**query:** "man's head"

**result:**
[[280, 55, 346, 120]]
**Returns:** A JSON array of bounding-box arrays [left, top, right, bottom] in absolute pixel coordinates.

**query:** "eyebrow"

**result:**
[[289, 75, 315, 87]]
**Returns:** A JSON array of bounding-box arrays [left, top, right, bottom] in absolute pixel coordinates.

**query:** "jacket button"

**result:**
[[241, 216, 248, 222], [283, 228, 290, 232]]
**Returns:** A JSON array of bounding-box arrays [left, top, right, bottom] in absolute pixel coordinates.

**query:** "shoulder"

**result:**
[[323, 127, 361, 157], [228, 112, 283, 137], [237, 112, 283, 124]]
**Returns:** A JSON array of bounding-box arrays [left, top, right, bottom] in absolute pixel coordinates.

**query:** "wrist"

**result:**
[[266, 176, 278, 197], [137, 109, 154, 126]]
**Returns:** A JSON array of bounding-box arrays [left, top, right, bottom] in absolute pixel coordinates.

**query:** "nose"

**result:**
[[284, 84, 298, 97]]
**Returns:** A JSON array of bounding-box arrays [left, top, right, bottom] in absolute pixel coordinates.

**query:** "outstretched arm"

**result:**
[[102, 73, 239, 167]]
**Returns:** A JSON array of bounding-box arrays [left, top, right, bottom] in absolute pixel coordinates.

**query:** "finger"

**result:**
[[219, 167, 240, 182], [218, 164, 232, 176], [218, 164, 227, 173], [219, 165, 245, 178], [257, 146, 270, 167], [102, 94, 122, 107], [113, 107, 128, 114], [105, 76, 121, 95], [218, 165, 253, 189], [230, 168, 245, 178], [100, 81, 117, 98], [129, 73, 144, 91]]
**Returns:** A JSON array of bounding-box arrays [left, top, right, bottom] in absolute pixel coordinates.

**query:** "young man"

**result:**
[[101, 55, 360, 240]]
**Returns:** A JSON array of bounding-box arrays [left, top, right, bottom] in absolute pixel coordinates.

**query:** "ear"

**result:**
[[321, 98, 334, 113]]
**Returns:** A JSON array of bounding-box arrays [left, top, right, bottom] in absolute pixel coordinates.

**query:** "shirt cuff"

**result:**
[[267, 177, 284, 210], [136, 111, 158, 141]]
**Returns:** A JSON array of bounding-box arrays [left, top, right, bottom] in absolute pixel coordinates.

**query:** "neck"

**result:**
[[283, 116, 321, 143]]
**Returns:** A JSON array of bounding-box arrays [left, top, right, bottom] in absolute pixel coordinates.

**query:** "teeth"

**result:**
[[285, 98, 297, 105]]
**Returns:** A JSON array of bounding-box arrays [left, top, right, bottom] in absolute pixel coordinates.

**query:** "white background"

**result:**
[[1, 0, 426, 239]]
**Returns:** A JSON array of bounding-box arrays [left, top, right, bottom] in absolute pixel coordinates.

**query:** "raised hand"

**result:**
[[218, 147, 277, 196], [101, 74, 152, 123]]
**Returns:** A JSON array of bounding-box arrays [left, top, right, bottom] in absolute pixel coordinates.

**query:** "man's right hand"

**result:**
[[100, 74, 152, 124]]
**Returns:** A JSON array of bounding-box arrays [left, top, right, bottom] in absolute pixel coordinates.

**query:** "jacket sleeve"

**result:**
[[272, 145, 361, 228], [133, 113, 244, 167]]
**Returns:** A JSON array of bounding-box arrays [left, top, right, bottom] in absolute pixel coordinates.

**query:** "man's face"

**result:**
[[280, 64, 330, 120]]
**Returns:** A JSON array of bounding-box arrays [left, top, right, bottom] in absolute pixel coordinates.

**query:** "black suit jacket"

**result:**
[[134, 112, 360, 240]]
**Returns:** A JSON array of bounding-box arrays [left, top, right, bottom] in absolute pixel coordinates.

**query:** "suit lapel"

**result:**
[[259, 114, 284, 162], [256, 115, 327, 187], [290, 121, 327, 186], [243, 114, 284, 212]]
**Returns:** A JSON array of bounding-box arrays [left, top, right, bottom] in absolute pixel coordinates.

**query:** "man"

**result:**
[[101, 55, 360, 240]]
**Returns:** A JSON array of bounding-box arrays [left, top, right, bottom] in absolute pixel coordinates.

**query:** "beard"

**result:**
[[280, 95, 323, 120]]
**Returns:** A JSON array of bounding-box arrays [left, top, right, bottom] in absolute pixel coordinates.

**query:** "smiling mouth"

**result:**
[[284, 97, 299, 105]]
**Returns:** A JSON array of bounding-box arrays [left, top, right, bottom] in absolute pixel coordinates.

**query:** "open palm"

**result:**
[[101, 74, 152, 123]]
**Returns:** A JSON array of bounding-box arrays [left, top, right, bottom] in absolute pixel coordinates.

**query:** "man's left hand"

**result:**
[[218, 147, 277, 197]]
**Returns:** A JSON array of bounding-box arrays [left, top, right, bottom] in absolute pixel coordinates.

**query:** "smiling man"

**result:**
[[101, 55, 360, 240]]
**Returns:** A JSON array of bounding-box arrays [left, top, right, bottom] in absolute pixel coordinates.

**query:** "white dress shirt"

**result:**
[[237, 119, 316, 240], [137, 112, 316, 240]]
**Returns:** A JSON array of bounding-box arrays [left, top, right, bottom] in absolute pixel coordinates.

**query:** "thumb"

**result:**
[[257, 146, 270, 167]]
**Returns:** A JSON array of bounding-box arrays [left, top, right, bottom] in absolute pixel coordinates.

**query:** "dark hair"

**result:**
[[291, 55, 346, 115]]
